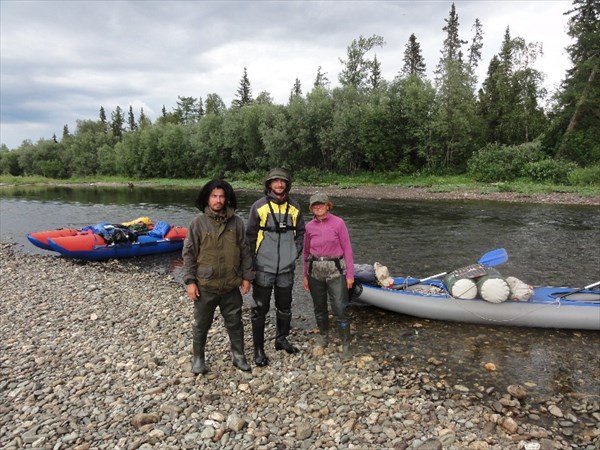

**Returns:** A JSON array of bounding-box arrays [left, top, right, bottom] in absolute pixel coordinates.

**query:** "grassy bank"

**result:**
[[1, 174, 600, 197]]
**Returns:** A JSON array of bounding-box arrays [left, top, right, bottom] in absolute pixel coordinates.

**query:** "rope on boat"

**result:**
[[445, 285, 565, 325]]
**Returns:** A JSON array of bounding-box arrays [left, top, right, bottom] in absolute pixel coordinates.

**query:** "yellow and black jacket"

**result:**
[[246, 193, 305, 275]]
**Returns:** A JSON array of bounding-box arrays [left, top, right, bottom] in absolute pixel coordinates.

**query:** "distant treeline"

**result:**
[[1, 1, 598, 184]]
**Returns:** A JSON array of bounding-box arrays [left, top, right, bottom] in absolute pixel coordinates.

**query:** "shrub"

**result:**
[[568, 165, 600, 186], [295, 168, 328, 184], [523, 159, 578, 184], [467, 142, 544, 182]]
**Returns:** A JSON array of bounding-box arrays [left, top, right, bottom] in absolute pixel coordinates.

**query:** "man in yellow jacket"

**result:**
[[246, 168, 306, 366]]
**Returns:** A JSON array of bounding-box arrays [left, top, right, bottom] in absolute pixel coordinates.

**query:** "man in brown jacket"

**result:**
[[182, 179, 254, 375]]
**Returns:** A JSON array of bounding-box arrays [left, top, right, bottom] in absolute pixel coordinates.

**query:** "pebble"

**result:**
[[0, 242, 598, 450]]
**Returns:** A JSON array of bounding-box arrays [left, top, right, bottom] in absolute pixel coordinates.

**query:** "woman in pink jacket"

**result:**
[[302, 193, 354, 358]]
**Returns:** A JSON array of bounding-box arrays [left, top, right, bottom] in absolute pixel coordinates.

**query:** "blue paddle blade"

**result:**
[[478, 248, 508, 267]]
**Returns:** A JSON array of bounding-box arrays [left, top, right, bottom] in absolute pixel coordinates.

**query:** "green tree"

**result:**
[[205, 93, 226, 115], [467, 18, 484, 79], [304, 86, 335, 169], [545, 0, 600, 164], [232, 67, 253, 108], [256, 91, 274, 105], [111, 106, 125, 140], [289, 78, 302, 102], [157, 104, 181, 125], [128, 106, 137, 131], [0, 147, 22, 175], [188, 113, 228, 177], [479, 27, 547, 144], [222, 105, 263, 171], [314, 65, 329, 88], [99, 107, 108, 133], [370, 55, 383, 90], [63, 120, 110, 176], [391, 76, 436, 170], [339, 34, 385, 89], [401, 33, 427, 78], [321, 87, 366, 173], [139, 108, 151, 128], [262, 95, 309, 170], [358, 87, 400, 171], [174, 96, 203, 124], [431, 3, 483, 171], [97, 143, 118, 175]]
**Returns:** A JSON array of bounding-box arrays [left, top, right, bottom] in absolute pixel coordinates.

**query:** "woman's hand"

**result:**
[[346, 278, 354, 290], [303, 276, 309, 291]]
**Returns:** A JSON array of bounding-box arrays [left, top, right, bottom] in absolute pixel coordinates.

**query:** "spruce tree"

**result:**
[[128, 106, 137, 131], [401, 33, 427, 78], [432, 2, 482, 170], [290, 78, 302, 102], [232, 67, 253, 107], [370, 55, 382, 89], [99, 106, 107, 133], [111, 106, 124, 140]]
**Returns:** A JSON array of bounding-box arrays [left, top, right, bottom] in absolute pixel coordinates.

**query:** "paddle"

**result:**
[[556, 281, 600, 299], [398, 248, 508, 290]]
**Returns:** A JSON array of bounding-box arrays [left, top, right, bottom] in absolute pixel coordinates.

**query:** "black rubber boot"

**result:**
[[274, 286, 298, 353], [316, 318, 329, 348], [229, 326, 251, 372], [191, 328, 208, 375], [275, 312, 299, 354], [251, 284, 272, 366], [339, 323, 352, 360], [252, 320, 269, 366]]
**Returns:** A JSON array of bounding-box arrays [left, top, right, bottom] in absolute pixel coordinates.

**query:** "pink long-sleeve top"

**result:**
[[302, 212, 354, 279]]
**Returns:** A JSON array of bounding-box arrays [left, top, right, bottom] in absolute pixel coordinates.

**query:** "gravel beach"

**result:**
[[1, 242, 598, 450]]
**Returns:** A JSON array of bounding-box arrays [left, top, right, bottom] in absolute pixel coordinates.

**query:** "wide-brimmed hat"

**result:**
[[309, 192, 329, 207]]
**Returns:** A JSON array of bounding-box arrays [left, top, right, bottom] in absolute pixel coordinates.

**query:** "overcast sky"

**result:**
[[0, 0, 573, 149]]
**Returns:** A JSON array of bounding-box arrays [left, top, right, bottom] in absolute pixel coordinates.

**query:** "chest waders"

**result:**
[[307, 258, 352, 359], [251, 200, 299, 367], [191, 219, 251, 374]]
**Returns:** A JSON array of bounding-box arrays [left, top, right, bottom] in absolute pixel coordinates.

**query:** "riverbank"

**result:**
[[1, 242, 598, 450], [288, 185, 600, 206], [2, 179, 599, 206]]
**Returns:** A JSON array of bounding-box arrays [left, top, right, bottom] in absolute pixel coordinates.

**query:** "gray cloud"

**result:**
[[0, 0, 572, 149]]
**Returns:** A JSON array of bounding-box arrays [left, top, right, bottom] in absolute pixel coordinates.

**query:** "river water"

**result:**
[[1, 185, 599, 404]]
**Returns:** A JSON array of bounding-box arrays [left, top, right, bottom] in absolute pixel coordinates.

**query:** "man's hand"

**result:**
[[186, 283, 200, 301], [240, 280, 251, 295]]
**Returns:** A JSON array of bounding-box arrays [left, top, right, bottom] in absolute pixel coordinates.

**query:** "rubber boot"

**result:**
[[251, 284, 272, 366], [252, 320, 269, 366], [274, 286, 299, 353], [275, 311, 299, 354], [339, 323, 352, 360], [316, 318, 329, 348], [191, 329, 208, 375], [229, 329, 251, 372]]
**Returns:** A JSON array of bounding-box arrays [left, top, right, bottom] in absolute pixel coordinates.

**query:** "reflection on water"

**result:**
[[1, 185, 599, 401]]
